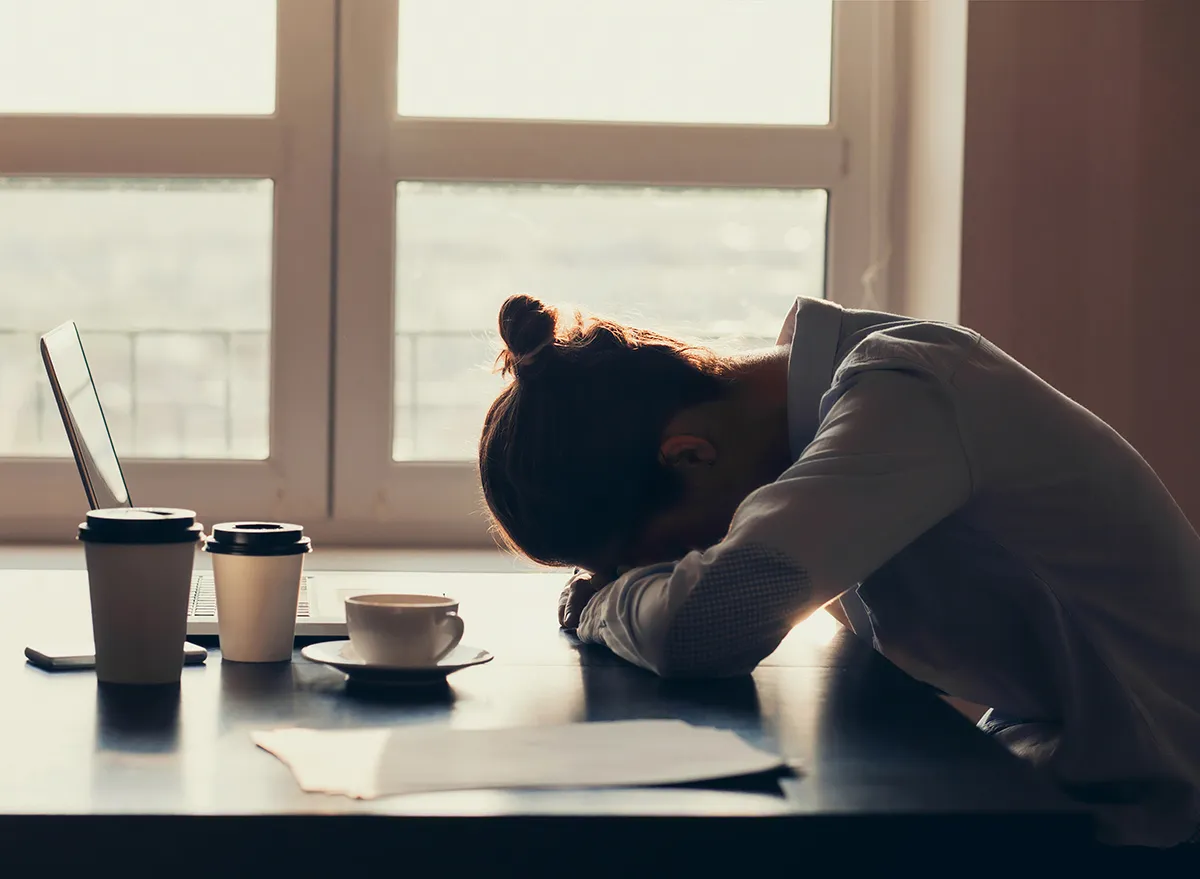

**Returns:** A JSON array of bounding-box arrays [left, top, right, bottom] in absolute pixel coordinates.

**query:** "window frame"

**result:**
[[0, 0, 336, 539], [331, 0, 897, 545]]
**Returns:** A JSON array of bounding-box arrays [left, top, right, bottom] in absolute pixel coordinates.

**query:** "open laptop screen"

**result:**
[[40, 322, 131, 510]]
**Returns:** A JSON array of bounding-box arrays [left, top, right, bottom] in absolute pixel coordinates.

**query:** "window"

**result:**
[[0, 177, 274, 461], [391, 182, 828, 461], [0, 0, 333, 538], [0, 0, 894, 544]]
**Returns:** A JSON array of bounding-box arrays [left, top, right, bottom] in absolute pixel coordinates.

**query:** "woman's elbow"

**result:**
[[652, 632, 777, 679]]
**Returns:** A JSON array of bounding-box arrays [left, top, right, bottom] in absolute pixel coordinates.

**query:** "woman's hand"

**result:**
[[557, 568, 614, 630]]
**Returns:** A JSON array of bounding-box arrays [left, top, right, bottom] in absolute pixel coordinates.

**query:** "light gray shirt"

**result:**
[[577, 296, 1200, 847]]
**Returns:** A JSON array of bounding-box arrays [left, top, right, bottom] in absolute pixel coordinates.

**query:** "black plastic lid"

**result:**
[[203, 522, 311, 557], [78, 508, 202, 545]]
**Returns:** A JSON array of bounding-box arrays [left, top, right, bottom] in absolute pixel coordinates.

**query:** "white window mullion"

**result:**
[[335, 0, 507, 542], [332, 0, 402, 528], [388, 119, 845, 188], [269, 0, 337, 519], [0, 117, 284, 176]]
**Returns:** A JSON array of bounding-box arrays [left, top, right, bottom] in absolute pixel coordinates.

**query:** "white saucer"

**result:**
[[301, 640, 493, 685]]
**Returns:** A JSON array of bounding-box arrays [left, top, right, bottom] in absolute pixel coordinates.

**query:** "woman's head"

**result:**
[[479, 294, 794, 574], [479, 294, 733, 572]]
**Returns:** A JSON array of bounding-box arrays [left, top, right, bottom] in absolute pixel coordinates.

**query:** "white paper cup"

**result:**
[[345, 594, 464, 667], [78, 508, 202, 686], [204, 522, 311, 663]]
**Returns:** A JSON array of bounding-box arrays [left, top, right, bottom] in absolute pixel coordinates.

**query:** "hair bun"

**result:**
[[498, 294, 558, 376]]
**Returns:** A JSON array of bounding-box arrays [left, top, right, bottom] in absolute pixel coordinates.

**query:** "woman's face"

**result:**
[[602, 365, 794, 573], [617, 431, 793, 571], [621, 473, 758, 569]]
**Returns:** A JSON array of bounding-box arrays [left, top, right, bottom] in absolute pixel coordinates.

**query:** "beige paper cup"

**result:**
[[204, 522, 311, 663], [78, 508, 202, 685]]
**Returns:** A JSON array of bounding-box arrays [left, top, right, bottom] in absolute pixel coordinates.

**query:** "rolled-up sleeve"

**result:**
[[576, 366, 973, 677]]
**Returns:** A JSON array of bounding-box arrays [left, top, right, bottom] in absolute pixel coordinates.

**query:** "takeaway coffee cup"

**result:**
[[78, 508, 203, 685], [203, 522, 311, 663]]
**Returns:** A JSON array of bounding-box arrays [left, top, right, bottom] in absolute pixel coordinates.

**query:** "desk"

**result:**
[[0, 569, 1091, 870]]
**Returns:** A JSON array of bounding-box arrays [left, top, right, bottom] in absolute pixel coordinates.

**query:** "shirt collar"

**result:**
[[780, 296, 844, 458]]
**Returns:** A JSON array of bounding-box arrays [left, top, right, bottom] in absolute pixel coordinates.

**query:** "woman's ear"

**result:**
[[659, 435, 717, 468]]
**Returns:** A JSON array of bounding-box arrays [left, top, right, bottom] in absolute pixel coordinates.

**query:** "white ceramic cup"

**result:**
[[79, 508, 202, 685], [344, 594, 465, 667], [204, 522, 311, 663]]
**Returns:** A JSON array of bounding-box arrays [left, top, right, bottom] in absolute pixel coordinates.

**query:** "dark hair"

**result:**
[[479, 294, 730, 570]]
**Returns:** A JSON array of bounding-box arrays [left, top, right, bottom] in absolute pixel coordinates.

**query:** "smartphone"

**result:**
[[25, 641, 208, 671]]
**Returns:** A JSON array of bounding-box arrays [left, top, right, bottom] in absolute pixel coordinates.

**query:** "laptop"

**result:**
[[39, 320, 442, 639]]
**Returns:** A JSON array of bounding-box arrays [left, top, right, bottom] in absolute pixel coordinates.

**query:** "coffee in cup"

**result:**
[[78, 508, 203, 685], [204, 522, 311, 663], [344, 594, 464, 667]]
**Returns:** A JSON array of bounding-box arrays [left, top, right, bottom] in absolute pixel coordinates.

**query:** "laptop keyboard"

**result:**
[[190, 574, 312, 619]]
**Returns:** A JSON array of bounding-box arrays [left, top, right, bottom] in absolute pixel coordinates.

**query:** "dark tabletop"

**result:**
[[0, 569, 1092, 870]]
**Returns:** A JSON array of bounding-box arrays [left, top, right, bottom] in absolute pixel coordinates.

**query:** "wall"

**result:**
[[957, 0, 1200, 523]]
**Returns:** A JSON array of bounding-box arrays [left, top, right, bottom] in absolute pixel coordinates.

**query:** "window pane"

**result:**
[[0, 0, 276, 114], [398, 0, 832, 125], [393, 182, 827, 461], [0, 178, 273, 460]]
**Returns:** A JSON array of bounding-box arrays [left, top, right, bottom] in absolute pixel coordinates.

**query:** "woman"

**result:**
[[479, 293, 1200, 847]]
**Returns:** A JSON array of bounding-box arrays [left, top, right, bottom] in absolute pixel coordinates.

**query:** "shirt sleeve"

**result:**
[[575, 365, 973, 677]]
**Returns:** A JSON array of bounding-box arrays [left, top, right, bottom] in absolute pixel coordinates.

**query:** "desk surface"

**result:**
[[0, 568, 1092, 868]]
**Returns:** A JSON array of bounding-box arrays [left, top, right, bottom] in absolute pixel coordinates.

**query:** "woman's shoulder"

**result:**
[[833, 319, 983, 386]]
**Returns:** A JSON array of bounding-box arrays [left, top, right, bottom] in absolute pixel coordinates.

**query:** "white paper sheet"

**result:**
[[252, 720, 786, 799]]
